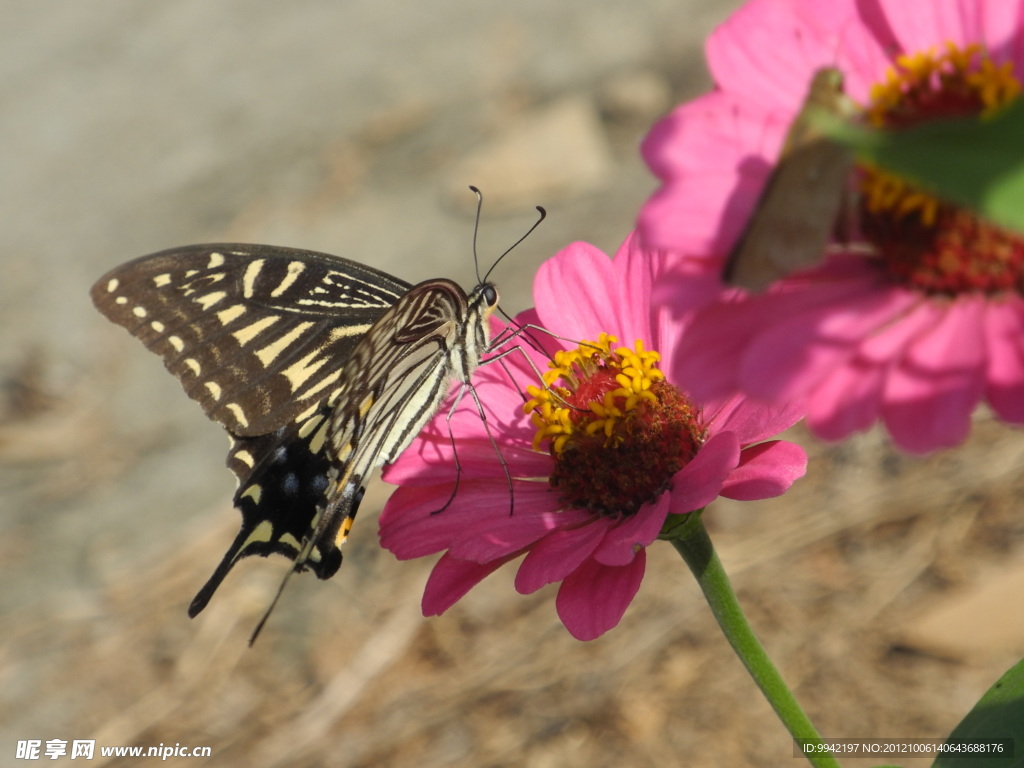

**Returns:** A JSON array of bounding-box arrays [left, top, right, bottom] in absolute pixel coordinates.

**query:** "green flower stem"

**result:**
[[668, 516, 840, 768]]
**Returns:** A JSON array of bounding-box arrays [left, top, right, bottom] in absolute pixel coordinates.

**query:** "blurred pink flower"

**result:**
[[638, 0, 1024, 454], [379, 233, 806, 641]]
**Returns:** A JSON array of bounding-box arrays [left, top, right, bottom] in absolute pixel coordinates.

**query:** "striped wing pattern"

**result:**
[[326, 279, 487, 474], [92, 243, 498, 619], [91, 243, 412, 437]]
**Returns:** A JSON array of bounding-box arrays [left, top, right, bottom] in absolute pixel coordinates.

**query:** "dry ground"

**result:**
[[3, 2, 1024, 766]]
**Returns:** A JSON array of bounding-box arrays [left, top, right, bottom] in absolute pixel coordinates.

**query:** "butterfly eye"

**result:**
[[483, 284, 499, 307]]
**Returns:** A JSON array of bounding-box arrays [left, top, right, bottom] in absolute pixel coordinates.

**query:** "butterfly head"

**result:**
[[471, 282, 500, 316]]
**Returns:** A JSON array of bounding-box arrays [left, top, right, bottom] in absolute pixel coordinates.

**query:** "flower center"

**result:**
[[524, 334, 705, 517], [859, 43, 1024, 295]]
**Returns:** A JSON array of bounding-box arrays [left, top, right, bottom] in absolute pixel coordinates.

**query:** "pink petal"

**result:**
[[491, 310, 569, 368], [739, 282, 909, 402], [708, 0, 864, 109], [882, 299, 987, 453], [650, 259, 725, 324], [534, 232, 679, 348], [982, 5, 1024, 66], [555, 551, 646, 641], [720, 440, 807, 500], [380, 492, 490, 560], [835, 2, 899, 99], [701, 392, 807, 445], [448, 503, 593, 562], [609, 231, 661, 344], [509, 306, 565, 360], [639, 91, 786, 255], [533, 242, 617, 342], [642, 90, 773, 180], [877, 1, 1024, 65], [385, 432, 549, 486], [668, 430, 741, 514], [857, 296, 940, 363], [421, 553, 515, 616], [969, 2, 1024, 55], [904, 297, 986, 372], [380, 481, 562, 560], [985, 299, 1024, 423], [592, 492, 671, 566], [805, 357, 887, 441], [671, 268, 885, 402], [883, 368, 975, 454], [877, 0, 986, 54], [670, 292, 778, 401], [514, 521, 609, 594]]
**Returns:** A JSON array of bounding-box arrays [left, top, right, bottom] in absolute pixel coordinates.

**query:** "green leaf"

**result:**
[[814, 100, 1024, 234], [932, 656, 1024, 768]]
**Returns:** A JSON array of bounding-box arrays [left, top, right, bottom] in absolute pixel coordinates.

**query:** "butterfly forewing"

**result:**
[[91, 242, 499, 624], [90, 244, 412, 436]]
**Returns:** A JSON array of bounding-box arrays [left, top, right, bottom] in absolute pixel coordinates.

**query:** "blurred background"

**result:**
[[4, 1, 1024, 766]]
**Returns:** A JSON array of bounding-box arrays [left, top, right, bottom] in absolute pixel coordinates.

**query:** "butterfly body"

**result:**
[[725, 67, 859, 290], [91, 243, 498, 617]]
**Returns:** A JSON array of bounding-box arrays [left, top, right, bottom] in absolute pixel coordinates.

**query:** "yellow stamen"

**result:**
[[862, 42, 1020, 227], [525, 335, 667, 454]]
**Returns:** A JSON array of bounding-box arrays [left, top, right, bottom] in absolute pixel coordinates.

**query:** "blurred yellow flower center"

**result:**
[[859, 42, 1024, 295], [524, 334, 704, 516]]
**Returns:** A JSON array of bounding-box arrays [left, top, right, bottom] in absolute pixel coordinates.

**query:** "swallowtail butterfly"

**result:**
[[91, 202, 535, 635]]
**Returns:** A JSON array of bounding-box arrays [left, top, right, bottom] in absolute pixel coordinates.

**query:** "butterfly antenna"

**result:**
[[483, 204, 547, 284], [469, 185, 485, 283]]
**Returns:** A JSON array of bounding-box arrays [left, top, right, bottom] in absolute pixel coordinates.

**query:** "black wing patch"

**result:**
[[188, 405, 368, 617]]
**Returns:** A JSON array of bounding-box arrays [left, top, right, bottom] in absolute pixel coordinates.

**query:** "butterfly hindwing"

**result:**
[[187, 405, 351, 616], [90, 243, 413, 436]]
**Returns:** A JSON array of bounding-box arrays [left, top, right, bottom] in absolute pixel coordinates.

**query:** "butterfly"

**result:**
[[91, 199, 538, 638], [725, 67, 859, 290]]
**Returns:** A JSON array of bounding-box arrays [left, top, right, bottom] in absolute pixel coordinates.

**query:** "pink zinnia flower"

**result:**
[[379, 233, 806, 641], [639, 0, 1024, 454]]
